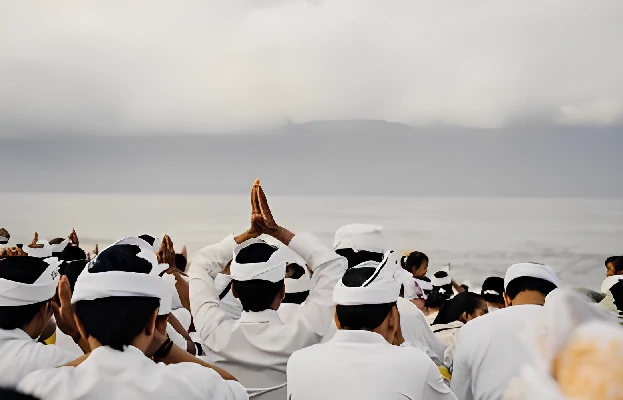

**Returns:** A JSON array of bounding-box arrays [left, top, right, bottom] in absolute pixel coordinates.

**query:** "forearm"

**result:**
[[61, 353, 90, 367], [159, 344, 238, 381]]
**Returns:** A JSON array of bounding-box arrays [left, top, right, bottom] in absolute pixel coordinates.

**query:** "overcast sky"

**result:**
[[1, 0, 622, 136]]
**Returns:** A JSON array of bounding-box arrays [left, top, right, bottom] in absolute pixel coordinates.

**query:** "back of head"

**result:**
[[283, 263, 309, 304], [174, 253, 187, 272], [0, 257, 52, 330], [231, 242, 284, 312], [59, 259, 88, 292], [73, 245, 160, 351], [613, 257, 623, 274], [425, 271, 452, 309], [335, 248, 384, 270], [481, 276, 505, 304], [505, 276, 558, 300], [56, 245, 87, 262], [335, 267, 396, 331], [433, 292, 488, 325], [138, 234, 156, 246]]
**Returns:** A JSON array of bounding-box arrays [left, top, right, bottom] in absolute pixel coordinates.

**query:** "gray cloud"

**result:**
[[0, 0, 622, 136]]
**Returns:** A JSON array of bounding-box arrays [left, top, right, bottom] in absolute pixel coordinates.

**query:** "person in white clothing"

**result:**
[[331, 223, 446, 364], [18, 242, 246, 400], [287, 252, 457, 400], [0, 256, 84, 387], [450, 262, 562, 400], [188, 181, 347, 398], [277, 263, 311, 322]]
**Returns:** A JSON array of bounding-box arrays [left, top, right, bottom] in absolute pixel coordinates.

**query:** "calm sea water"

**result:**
[[2, 193, 621, 290]]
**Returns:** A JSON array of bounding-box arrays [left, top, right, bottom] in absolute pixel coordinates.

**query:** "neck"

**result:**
[[22, 321, 42, 339], [511, 291, 546, 306], [487, 301, 505, 309]]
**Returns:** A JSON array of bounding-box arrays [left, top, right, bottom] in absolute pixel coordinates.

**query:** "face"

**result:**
[[466, 305, 488, 322], [606, 262, 618, 277], [412, 260, 428, 278]]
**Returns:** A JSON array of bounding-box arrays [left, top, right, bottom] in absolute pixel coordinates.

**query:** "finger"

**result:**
[[51, 302, 62, 319], [58, 276, 73, 307], [258, 185, 275, 223], [251, 183, 261, 216]]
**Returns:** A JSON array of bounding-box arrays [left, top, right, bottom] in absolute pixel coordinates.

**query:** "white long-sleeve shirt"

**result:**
[[18, 345, 247, 400], [0, 328, 77, 387], [189, 233, 347, 398], [450, 305, 542, 400], [287, 330, 457, 400]]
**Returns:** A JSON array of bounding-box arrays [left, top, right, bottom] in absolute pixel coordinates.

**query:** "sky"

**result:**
[[0, 0, 622, 136]]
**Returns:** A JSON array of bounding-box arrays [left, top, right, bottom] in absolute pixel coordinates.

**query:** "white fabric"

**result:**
[[431, 321, 464, 348], [601, 275, 623, 293], [333, 224, 386, 253], [230, 238, 288, 283], [416, 278, 433, 292], [503, 289, 622, 400], [172, 307, 192, 331], [450, 305, 543, 400], [51, 239, 70, 254], [162, 273, 183, 310], [395, 268, 418, 300], [166, 322, 188, 351], [431, 274, 451, 287], [189, 233, 346, 399], [285, 273, 310, 294], [24, 240, 54, 258], [287, 330, 456, 400], [0, 328, 76, 387], [72, 271, 173, 315], [54, 328, 83, 357], [0, 257, 60, 306], [333, 253, 400, 306], [504, 262, 562, 289], [18, 345, 248, 400]]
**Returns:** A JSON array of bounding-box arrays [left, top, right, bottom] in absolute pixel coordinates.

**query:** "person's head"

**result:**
[[174, 254, 187, 272], [333, 224, 386, 269], [481, 276, 505, 309], [606, 256, 622, 277], [425, 271, 453, 309], [0, 228, 10, 245], [138, 234, 156, 246], [0, 257, 56, 338], [402, 251, 429, 279], [55, 245, 87, 262], [503, 263, 561, 306], [335, 248, 383, 269], [48, 238, 65, 245], [230, 242, 285, 312], [72, 244, 167, 352], [283, 263, 310, 305], [334, 266, 399, 343], [58, 259, 88, 292], [433, 292, 488, 325]]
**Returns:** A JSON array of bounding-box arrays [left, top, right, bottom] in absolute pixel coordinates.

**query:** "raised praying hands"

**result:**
[[157, 234, 177, 269], [28, 232, 43, 249], [69, 228, 79, 246], [0, 247, 26, 257]]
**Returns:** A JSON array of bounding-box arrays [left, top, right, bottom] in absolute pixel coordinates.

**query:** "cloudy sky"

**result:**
[[1, 0, 622, 136]]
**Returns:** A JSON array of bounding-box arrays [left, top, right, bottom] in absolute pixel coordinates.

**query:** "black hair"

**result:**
[[0, 387, 41, 400], [335, 267, 396, 331], [138, 234, 156, 246], [433, 292, 487, 325], [59, 259, 88, 292], [232, 242, 283, 312], [612, 257, 623, 274], [606, 256, 620, 267], [286, 263, 306, 279], [402, 251, 429, 274], [282, 291, 309, 304], [505, 276, 557, 300], [425, 271, 452, 309], [283, 263, 309, 304], [0, 257, 52, 330], [48, 238, 65, 245], [55, 245, 87, 262], [335, 248, 383, 270], [174, 254, 187, 272], [73, 245, 159, 351], [481, 276, 505, 304]]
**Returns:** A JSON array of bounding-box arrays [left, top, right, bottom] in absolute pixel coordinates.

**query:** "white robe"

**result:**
[[450, 305, 543, 400], [287, 330, 457, 400], [0, 328, 76, 387], [17, 345, 247, 400], [189, 233, 346, 399]]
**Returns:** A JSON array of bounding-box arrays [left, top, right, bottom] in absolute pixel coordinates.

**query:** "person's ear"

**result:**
[[74, 313, 88, 341], [504, 293, 512, 307], [231, 283, 239, 299], [279, 283, 286, 300], [459, 311, 468, 323], [334, 309, 342, 329], [144, 308, 160, 336], [387, 305, 399, 340]]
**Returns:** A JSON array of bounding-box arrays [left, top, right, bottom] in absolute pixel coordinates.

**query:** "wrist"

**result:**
[[234, 230, 259, 245], [270, 227, 295, 245]]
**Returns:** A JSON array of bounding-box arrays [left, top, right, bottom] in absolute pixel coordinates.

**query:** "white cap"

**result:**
[[230, 238, 288, 283], [333, 224, 386, 253], [504, 262, 562, 290]]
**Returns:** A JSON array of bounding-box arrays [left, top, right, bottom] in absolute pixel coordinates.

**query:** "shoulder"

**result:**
[[165, 363, 247, 399], [18, 367, 72, 397], [288, 342, 328, 366]]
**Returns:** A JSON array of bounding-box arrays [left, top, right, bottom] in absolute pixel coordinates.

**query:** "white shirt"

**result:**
[[18, 345, 247, 400], [450, 305, 542, 400], [189, 233, 346, 398], [432, 321, 463, 348], [0, 328, 76, 387], [287, 330, 457, 400], [54, 328, 83, 357]]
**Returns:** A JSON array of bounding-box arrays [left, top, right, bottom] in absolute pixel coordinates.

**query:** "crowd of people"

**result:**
[[0, 180, 622, 400]]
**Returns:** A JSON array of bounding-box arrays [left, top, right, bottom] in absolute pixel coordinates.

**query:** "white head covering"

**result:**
[[230, 238, 289, 283], [71, 242, 173, 315], [285, 273, 311, 294], [431, 272, 452, 287], [504, 262, 562, 290], [601, 275, 623, 294], [24, 240, 54, 258], [333, 251, 400, 306], [415, 278, 433, 292], [0, 257, 61, 306], [333, 224, 386, 253], [51, 239, 71, 255]]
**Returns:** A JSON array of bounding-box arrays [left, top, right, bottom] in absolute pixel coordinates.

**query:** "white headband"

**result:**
[[285, 275, 311, 294], [333, 251, 400, 306], [601, 275, 623, 294], [71, 242, 172, 315], [0, 258, 60, 306], [230, 238, 288, 283], [431, 275, 451, 287], [504, 262, 562, 290], [0, 236, 8, 243], [483, 289, 501, 296], [51, 239, 70, 255], [333, 224, 386, 253], [415, 278, 433, 292]]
